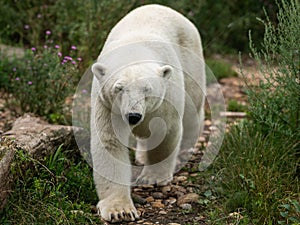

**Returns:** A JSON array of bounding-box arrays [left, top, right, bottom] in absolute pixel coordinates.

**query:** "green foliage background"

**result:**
[[0, 0, 278, 68]]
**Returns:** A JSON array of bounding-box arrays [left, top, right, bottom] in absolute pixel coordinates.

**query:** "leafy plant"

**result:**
[[0, 32, 81, 124], [278, 198, 300, 225], [245, 0, 300, 139], [0, 147, 99, 225]]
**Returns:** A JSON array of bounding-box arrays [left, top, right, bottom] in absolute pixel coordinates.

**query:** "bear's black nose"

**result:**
[[126, 113, 142, 125]]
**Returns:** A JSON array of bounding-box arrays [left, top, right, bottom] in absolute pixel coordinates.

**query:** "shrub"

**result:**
[[0, 33, 81, 124], [0, 0, 278, 67], [203, 1, 300, 223], [0, 0, 136, 74], [245, 0, 300, 140]]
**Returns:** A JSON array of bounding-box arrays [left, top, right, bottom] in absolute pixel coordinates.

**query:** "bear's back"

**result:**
[[104, 4, 202, 52]]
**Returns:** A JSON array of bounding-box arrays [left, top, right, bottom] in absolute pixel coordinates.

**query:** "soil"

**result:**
[[0, 55, 257, 225]]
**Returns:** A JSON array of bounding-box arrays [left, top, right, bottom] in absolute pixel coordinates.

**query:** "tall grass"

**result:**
[[0, 147, 99, 225], [203, 1, 300, 224]]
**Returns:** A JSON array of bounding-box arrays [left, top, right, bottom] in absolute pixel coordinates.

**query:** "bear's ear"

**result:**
[[91, 63, 106, 79], [159, 65, 173, 79]]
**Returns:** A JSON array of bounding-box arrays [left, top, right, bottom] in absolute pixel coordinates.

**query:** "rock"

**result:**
[[151, 200, 165, 208], [172, 185, 187, 193], [179, 172, 189, 176], [152, 192, 164, 199], [0, 137, 16, 210], [0, 44, 25, 59], [190, 173, 198, 177], [3, 114, 85, 158], [177, 193, 199, 206], [198, 136, 206, 142], [146, 196, 155, 203], [158, 210, 167, 215], [165, 197, 177, 205], [0, 114, 86, 210], [168, 223, 181, 225], [132, 193, 147, 205], [175, 175, 187, 182], [204, 120, 212, 126], [161, 185, 171, 195], [179, 203, 192, 210], [141, 184, 154, 189], [174, 191, 185, 198]]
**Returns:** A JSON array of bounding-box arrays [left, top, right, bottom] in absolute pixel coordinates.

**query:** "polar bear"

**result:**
[[90, 4, 205, 222]]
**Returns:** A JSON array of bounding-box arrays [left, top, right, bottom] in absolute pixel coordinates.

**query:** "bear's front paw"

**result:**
[[97, 198, 139, 222]]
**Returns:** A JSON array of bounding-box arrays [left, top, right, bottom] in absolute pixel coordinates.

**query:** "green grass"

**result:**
[[206, 58, 238, 84], [0, 146, 101, 225], [199, 121, 299, 224], [227, 99, 248, 112]]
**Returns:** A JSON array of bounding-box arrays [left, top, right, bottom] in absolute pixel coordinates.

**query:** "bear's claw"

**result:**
[[97, 199, 139, 222]]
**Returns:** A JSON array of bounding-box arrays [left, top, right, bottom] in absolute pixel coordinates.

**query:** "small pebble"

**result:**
[[166, 197, 177, 205], [158, 210, 167, 215], [141, 184, 154, 189], [146, 196, 154, 203], [204, 120, 212, 126], [151, 200, 165, 208], [177, 193, 199, 205], [180, 203, 192, 210], [198, 136, 206, 142], [161, 185, 171, 194], [152, 192, 164, 199]]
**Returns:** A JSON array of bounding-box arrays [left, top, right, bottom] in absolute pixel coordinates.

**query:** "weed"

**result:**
[[0, 35, 81, 124], [245, 0, 300, 139], [213, 121, 299, 224], [0, 147, 99, 225]]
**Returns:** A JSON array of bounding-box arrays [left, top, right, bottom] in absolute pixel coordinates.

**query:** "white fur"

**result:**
[[90, 4, 206, 222]]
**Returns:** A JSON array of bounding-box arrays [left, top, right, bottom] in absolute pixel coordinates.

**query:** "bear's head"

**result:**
[[92, 62, 172, 126]]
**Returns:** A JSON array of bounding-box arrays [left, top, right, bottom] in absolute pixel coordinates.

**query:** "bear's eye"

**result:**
[[143, 86, 152, 93], [114, 84, 124, 93]]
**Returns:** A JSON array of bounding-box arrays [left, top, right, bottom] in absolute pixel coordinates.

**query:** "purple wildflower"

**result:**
[[71, 45, 77, 50], [44, 45, 48, 49], [24, 25, 30, 30], [82, 89, 87, 94], [12, 68, 17, 72], [71, 61, 76, 65], [64, 56, 73, 61], [37, 14, 42, 19], [31, 47, 36, 52], [77, 57, 82, 61], [55, 45, 60, 49], [45, 30, 51, 35], [15, 77, 20, 81], [28, 81, 33, 85], [57, 52, 62, 57], [62, 59, 68, 63]]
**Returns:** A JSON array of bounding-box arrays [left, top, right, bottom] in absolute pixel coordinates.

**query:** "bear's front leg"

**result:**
[[92, 140, 139, 222], [91, 107, 139, 222]]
